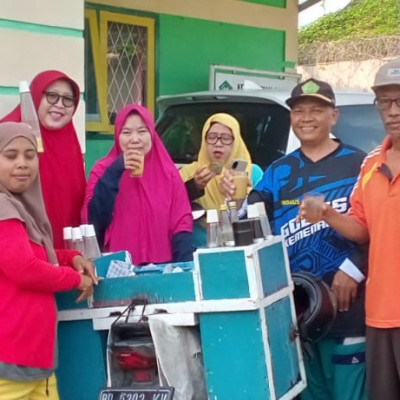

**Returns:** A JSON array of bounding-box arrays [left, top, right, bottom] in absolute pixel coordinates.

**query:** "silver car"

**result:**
[[156, 89, 384, 170]]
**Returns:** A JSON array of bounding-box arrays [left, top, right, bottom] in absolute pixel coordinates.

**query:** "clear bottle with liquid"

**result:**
[[228, 200, 239, 223], [63, 226, 73, 249], [247, 204, 264, 244], [19, 81, 44, 152], [255, 202, 272, 238], [71, 227, 85, 254], [206, 209, 219, 248], [83, 224, 102, 260], [219, 204, 235, 247]]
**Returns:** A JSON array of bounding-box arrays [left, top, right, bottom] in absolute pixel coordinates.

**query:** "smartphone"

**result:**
[[230, 159, 248, 172]]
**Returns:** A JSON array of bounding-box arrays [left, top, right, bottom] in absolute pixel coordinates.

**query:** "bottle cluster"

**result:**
[[63, 224, 101, 260], [206, 201, 272, 248]]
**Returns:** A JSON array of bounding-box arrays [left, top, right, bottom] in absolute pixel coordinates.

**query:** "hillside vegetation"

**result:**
[[299, 0, 400, 45]]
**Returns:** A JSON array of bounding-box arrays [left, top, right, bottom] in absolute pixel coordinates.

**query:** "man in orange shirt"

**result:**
[[298, 57, 400, 400]]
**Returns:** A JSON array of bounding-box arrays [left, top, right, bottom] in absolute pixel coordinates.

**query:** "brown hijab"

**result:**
[[0, 122, 57, 264]]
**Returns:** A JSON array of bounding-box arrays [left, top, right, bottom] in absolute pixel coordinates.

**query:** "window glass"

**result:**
[[84, 18, 99, 120], [107, 21, 148, 124], [334, 105, 385, 153], [84, 10, 154, 132], [157, 102, 290, 169]]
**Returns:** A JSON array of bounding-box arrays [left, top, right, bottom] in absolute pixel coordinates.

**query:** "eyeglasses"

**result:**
[[374, 97, 400, 111], [205, 132, 234, 145], [44, 91, 75, 108]]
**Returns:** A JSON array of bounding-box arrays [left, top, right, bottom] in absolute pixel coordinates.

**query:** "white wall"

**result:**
[[0, 0, 86, 150], [297, 58, 393, 91]]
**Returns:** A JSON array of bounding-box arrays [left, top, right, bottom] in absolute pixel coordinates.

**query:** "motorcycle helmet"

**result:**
[[292, 272, 337, 343]]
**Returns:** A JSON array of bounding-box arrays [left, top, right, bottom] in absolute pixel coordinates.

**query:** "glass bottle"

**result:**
[[228, 200, 239, 223], [219, 204, 235, 247], [71, 227, 85, 254], [83, 225, 102, 260], [255, 202, 272, 238], [206, 209, 219, 248], [247, 204, 264, 243], [63, 226, 73, 249]]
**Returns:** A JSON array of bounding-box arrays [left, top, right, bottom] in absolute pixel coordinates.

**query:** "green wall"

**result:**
[[85, 12, 288, 173], [158, 14, 286, 95]]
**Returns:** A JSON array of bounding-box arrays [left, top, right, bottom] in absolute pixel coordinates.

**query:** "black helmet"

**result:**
[[292, 272, 337, 343]]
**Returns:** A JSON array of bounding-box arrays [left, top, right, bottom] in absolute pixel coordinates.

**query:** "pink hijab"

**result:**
[[82, 104, 192, 264], [1, 70, 86, 249]]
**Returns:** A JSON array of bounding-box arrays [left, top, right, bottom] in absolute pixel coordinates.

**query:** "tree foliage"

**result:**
[[299, 0, 400, 45]]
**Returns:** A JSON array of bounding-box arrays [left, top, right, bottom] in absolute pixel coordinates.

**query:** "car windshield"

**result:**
[[157, 102, 290, 169], [333, 104, 385, 153]]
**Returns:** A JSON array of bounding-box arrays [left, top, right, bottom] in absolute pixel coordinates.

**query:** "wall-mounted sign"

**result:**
[[210, 64, 301, 91]]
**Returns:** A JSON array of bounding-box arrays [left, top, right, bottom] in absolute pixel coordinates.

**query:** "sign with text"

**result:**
[[98, 387, 174, 400], [209, 64, 300, 91]]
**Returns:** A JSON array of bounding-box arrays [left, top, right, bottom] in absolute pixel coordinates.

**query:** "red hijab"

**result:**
[[82, 104, 192, 264], [1, 70, 86, 248]]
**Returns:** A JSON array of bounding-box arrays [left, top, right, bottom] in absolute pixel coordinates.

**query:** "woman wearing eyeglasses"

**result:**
[[180, 113, 261, 210], [81, 104, 193, 265], [180, 113, 262, 247], [0, 70, 86, 248]]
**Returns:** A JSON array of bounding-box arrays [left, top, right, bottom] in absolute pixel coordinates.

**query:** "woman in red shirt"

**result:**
[[0, 122, 95, 400]]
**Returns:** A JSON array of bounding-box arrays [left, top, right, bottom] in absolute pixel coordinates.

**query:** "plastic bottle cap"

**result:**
[[71, 227, 83, 240], [255, 202, 267, 216], [247, 204, 259, 219], [206, 209, 219, 223], [79, 224, 88, 235], [63, 226, 72, 240], [220, 203, 228, 211], [228, 201, 237, 208], [85, 224, 96, 237], [19, 80, 30, 93]]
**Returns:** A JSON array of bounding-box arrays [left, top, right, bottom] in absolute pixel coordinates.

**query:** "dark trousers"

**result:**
[[366, 326, 400, 400]]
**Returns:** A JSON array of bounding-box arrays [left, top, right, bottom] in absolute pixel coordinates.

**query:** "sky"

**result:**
[[299, 0, 352, 27]]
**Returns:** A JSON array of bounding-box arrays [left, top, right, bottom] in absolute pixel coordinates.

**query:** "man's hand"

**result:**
[[331, 270, 358, 312], [297, 195, 328, 223], [194, 165, 215, 189]]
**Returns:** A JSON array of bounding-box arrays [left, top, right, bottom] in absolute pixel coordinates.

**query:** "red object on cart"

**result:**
[[116, 349, 157, 381]]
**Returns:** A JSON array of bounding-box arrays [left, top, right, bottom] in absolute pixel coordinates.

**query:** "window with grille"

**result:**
[[85, 10, 155, 133]]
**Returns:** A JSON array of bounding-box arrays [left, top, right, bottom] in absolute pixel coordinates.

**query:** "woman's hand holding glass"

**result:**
[[123, 147, 144, 174], [219, 168, 250, 203], [194, 165, 215, 189], [219, 168, 235, 199]]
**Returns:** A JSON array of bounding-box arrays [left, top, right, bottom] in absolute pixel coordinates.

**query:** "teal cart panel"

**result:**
[[265, 296, 301, 398], [198, 250, 250, 300], [93, 272, 196, 307], [199, 311, 270, 400], [57, 320, 107, 400], [258, 242, 289, 296], [56, 290, 89, 311]]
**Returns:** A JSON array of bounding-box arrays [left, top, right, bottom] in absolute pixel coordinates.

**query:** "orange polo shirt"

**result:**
[[349, 135, 400, 328]]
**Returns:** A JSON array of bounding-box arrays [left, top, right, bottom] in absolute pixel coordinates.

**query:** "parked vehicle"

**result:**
[[156, 89, 384, 170]]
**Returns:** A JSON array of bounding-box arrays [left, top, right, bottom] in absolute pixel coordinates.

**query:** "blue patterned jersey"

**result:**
[[253, 142, 366, 278]]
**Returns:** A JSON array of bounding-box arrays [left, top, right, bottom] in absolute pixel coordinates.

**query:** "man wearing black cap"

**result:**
[[247, 78, 367, 400], [299, 59, 400, 400]]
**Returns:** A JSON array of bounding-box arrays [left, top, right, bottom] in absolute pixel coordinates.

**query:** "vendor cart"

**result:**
[[56, 236, 306, 400]]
